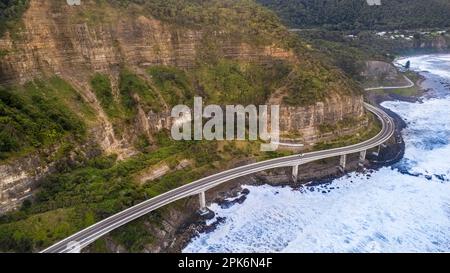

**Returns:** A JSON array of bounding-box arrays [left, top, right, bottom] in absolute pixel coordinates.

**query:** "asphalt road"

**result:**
[[364, 75, 415, 91], [41, 102, 394, 253]]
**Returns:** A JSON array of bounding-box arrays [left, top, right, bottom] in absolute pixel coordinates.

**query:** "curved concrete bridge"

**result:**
[[41, 102, 394, 253]]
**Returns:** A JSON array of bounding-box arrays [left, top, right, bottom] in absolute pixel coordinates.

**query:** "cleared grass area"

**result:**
[[371, 85, 421, 97], [389, 71, 423, 97], [389, 86, 421, 97]]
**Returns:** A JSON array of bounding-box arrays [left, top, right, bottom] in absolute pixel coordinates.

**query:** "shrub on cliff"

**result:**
[[0, 79, 87, 160], [0, 0, 29, 37]]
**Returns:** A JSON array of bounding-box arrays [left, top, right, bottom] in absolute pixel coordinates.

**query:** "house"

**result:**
[[67, 0, 81, 6], [366, 0, 381, 6]]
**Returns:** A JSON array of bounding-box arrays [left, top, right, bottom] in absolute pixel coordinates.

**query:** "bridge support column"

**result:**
[[359, 150, 367, 162], [340, 154, 347, 171], [198, 191, 206, 211], [372, 144, 383, 157], [292, 165, 299, 182]]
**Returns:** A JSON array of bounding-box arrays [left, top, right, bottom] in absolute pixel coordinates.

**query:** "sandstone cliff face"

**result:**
[[279, 93, 365, 145], [0, 157, 44, 214], [360, 61, 410, 89], [0, 0, 365, 138], [388, 34, 450, 54], [413, 35, 449, 51], [0, 141, 100, 214], [0, 0, 366, 214], [0, 153, 57, 214], [0, 0, 294, 84], [0, 0, 297, 151], [362, 61, 399, 79]]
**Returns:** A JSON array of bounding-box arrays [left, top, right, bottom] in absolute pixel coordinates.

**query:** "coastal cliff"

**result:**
[[0, 0, 369, 252]]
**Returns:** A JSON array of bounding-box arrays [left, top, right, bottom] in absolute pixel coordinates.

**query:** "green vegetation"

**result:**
[[283, 67, 327, 106], [284, 29, 449, 82], [0, 131, 249, 252], [386, 86, 420, 97], [0, 207, 95, 252], [319, 116, 363, 134], [0, 0, 29, 37], [147, 66, 194, 107], [147, 60, 295, 107], [0, 49, 8, 59], [369, 71, 423, 97], [0, 0, 375, 253], [0, 103, 377, 253], [119, 69, 163, 115], [192, 60, 291, 105], [313, 113, 380, 151], [282, 62, 360, 106], [256, 1, 450, 82], [0, 78, 90, 160], [110, 218, 155, 252], [258, 0, 450, 30], [296, 30, 378, 80], [374, 85, 421, 98], [111, 0, 287, 44], [147, 54, 355, 108], [390, 71, 422, 96], [90, 73, 121, 119]]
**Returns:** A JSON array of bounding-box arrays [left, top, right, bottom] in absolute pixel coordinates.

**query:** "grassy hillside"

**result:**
[[258, 0, 450, 30]]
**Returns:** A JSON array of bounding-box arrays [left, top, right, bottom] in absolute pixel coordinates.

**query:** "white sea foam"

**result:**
[[183, 54, 450, 253], [395, 54, 450, 79], [184, 172, 450, 253], [383, 98, 450, 179]]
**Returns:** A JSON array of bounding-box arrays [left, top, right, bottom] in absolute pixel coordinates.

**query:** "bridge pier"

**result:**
[[292, 165, 299, 182], [198, 191, 206, 211], [359, 150, 367, 162], [339, 154, 347, 172], [372, 144, 383, 157], [358, 150, 367, 167]]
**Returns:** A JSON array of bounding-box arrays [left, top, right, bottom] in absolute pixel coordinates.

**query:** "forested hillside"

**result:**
[[258, 0, 450, 30]]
